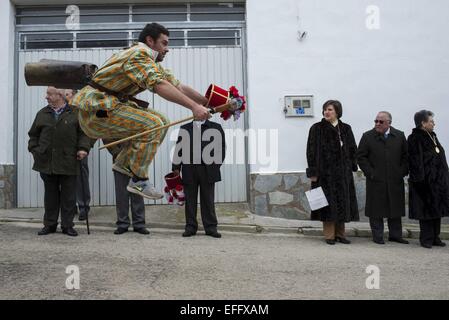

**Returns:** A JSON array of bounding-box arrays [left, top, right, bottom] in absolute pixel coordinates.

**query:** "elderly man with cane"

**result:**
[[28, 86, 91, 236]]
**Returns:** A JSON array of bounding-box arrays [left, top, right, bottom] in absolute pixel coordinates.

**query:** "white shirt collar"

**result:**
[[385, 128, 391, 136], [193, 120, 206, 128]]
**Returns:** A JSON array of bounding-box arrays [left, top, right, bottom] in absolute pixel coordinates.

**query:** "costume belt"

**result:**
[[88, 80, 149, 109]]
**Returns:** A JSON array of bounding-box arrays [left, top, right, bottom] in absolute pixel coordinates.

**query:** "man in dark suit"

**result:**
[[105, 140, 149, 235], [357, 111, 409, 245], [172, 119, 226, 238]]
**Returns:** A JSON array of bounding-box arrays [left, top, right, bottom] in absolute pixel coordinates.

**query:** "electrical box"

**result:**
[[284, 95, 314, 117]]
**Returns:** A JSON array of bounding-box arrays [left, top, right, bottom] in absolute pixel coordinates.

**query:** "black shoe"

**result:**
[[114, 228, 128, 235], [37, 226, 57, 235], [62, 227, 78, 237], [182, 230, 197, 237], [205, 231, 222, 238], [373, 239, 385, 245], [325, 239, 336, 245], [133, 228, 150, 235], [335, 236, 351, 244], [388, 237, 409, 244], [421, 243, 432, 249], [433, 239, 446, 247]]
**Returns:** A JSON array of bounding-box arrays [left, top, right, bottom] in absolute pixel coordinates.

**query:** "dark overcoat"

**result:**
[[407, 128, 449, 220], [306, 119, 359, 222], [356, 127, 408, 218], [28, 105, 91, 176]]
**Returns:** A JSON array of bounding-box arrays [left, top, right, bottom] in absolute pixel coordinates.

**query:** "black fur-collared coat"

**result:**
[[407, 128, 449, 220], [306, 119, 359, 222]]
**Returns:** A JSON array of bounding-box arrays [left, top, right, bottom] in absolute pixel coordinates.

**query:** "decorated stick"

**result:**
[[99, 101, 237, 151]]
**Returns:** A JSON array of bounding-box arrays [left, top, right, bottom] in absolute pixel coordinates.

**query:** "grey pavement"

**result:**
[[0, 203, 448, 239], [1, 222, 449, 300]]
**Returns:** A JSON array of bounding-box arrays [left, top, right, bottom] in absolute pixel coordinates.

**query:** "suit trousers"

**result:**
[[419, 218, 442, 246], [76, 157, 91, 216], [369, 217, 403, 241], [322, 221, 345, 240], [114, 170, 146, 229], [40, 173, 77, 229], [184, 165, 218, 233]]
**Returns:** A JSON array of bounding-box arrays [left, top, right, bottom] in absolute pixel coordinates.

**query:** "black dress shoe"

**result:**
[[133, 228, 150, 235], [62, 227, 78, 237], [433, 239, 446, 247], [373, 239, 385, 245], [37, 226, 57, 235], [182, 230, 196, 237], [205, 231, 222, 238], [388, 237, 409, 244], [325, 239, 336, 245], [421, 243, 432, 249], [335, 237, 351, 244], [114, 228, 128, 235]]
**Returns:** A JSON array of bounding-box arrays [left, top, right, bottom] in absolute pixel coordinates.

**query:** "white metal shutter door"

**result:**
[[17, 47, 246, 207]]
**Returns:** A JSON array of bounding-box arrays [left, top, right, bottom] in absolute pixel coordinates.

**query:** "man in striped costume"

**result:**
[[72, 23, 210, 200]]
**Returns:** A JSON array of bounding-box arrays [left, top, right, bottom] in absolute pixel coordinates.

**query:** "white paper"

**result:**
[[305, 187, 329, 211]]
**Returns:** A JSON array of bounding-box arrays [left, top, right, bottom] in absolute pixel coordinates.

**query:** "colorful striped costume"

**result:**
[[72, 42, 180, 179]]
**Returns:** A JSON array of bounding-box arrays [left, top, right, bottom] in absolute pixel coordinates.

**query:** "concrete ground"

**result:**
[[1, 204, 449, 300], [1, 221, 449, 300]]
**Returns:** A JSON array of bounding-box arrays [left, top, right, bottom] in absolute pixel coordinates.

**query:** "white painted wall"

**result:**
[[247, 0, 449, 173], [0, 1, 15, 164]]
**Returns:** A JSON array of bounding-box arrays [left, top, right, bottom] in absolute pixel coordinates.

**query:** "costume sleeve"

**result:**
[[161, 66, 180, 87], [123, 49, 165, 92]]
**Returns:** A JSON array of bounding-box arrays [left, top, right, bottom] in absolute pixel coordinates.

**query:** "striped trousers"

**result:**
[[78, 104, 169, 179]]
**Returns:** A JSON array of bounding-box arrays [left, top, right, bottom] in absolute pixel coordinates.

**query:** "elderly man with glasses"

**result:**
[[357, 111, 409, 245]]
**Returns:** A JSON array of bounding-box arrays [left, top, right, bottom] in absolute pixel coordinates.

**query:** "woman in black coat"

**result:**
[[306, 100, 359, 245], [408, 110, 449, 248]]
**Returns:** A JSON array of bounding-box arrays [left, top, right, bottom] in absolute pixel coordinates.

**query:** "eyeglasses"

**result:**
[[374, 120, 385, 124]]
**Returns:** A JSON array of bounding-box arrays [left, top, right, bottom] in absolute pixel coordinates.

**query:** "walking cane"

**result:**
[[79, 158, 90, 235]]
